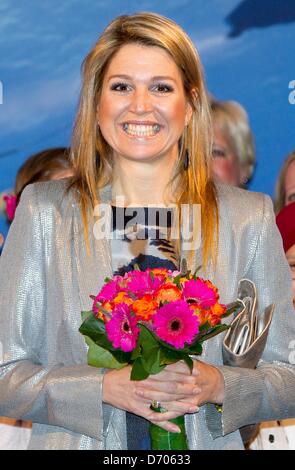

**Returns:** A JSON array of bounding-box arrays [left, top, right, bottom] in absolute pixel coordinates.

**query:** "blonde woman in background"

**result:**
[[274, 150, 295, 214], [210, 99, 255, 188]]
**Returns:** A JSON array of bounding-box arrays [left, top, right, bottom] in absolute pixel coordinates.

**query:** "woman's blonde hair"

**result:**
[[70, 12, 218, 268], [210, 99, 255, 186], [275, 150, 295, 214]]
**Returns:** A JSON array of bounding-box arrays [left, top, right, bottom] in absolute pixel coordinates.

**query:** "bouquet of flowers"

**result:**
[[79, 266, 238, 450]]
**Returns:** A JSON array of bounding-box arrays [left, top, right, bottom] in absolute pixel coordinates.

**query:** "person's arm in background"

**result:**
[[206, 195, 295, 437], [0, 185, 106, 442]]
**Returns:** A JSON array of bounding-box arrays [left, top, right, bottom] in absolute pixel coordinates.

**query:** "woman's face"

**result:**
[[286, 243, 295, 301], [284, 160, 295, 206], [97, 43, 192, 163], [212, 125, 244, 187]]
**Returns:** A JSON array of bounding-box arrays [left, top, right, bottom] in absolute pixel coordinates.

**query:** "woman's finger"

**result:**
[[164, 361, 191, 374], [148, 419, 181, 434], [140, 371, 197, 387], [134, 384, 201, 402]]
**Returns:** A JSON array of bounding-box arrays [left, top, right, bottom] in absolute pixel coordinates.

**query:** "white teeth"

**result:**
[[122, 123, 160, 136]]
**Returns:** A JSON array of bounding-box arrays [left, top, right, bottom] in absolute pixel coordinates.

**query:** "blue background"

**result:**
[[0, 0, 294, 236]]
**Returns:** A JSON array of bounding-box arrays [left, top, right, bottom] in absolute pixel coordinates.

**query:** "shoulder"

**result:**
[[20, 179, 77, 218], [215, 182, 274, 227]]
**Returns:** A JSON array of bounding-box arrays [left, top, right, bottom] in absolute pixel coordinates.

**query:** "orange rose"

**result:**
[[95, 301, 113, 322], [211, 302, 226, 317], [190, 304, 211, 326], [155, 283, 182, 303], [151, 268, 169, 277], [132, 295, 158, 321], [209, 302, 227, 326], [113, 291, 133, 306]]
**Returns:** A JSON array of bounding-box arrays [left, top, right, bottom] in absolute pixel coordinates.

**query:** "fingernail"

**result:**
[[193, 387, 200, 394], [171, 425, 181, 433], [189, 406, 199, 413]]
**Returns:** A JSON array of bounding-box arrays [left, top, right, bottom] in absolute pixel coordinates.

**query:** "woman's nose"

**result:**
[[129, 88, 153, 114]]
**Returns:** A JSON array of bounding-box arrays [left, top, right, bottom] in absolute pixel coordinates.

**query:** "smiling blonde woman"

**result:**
[[0, 12, 295, 450]]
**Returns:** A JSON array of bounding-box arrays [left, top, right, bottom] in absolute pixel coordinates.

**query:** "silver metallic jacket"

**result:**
[[0, 180, 295, 450]]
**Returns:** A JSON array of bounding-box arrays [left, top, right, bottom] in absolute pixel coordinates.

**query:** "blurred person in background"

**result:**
[[210, 99, 256, 189], [274, 150, 295, 214], [0, 146, 73, 450], [0, 147, 72, 242], [276, 202, 295, 306]]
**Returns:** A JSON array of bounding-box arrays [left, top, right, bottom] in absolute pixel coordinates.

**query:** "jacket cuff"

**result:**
[[46, 365, 105, 441], [205, 365, 264, 438]]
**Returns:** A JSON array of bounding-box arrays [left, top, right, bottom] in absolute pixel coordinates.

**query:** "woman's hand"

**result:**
[[133, 360, 225, 425], [102, 364, 200, 433]]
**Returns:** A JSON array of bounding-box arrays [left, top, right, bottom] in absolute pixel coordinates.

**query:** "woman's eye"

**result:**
[[152, 83, 173, 93], [212, 147, 227, 158], [110, 82, 131, 92], [287, 193, 295, 203]]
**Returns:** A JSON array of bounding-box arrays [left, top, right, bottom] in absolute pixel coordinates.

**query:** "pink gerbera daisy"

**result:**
[[152, 300, 199, 349], [125, 271, 163, 297], [105, 303, 140, 352], [182, 279, 218, 308], [95, 276, 122, 304]]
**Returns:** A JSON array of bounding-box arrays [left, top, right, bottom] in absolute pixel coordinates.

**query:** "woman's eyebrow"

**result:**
[[107, 74, 177, 83]]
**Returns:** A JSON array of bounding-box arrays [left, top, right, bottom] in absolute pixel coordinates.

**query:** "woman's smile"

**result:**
[[120, 122, 162, 140]]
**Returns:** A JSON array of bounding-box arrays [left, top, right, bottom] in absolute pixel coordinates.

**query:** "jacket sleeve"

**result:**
[[206, 194, 295, 438], [0, 185, 106, 442]]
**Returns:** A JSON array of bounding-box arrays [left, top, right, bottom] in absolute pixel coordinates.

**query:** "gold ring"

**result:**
[[151, 400, 161, 409]]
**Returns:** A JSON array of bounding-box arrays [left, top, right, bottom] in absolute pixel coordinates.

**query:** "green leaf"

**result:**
[[199, 321, 211, 333], [130, 343, 142, 361], [81, 310, 93, 322], [141, 347, 164, 375], [172, 274, 182, 288], [137, 325, 165, 375], [79, 312, 114, 350], [198, 324, 230, 343], [108, 348, 133, 364], [130, 357, 149, 381], [85, 336, 126, 369], [181, 354, 193, 373], [79, 311, 132, 363], [187, 342, 203, 355], [159, 347, 182, 366]]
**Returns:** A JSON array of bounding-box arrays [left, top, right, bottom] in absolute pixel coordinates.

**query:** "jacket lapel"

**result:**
[[73, 184, 113, 311]]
